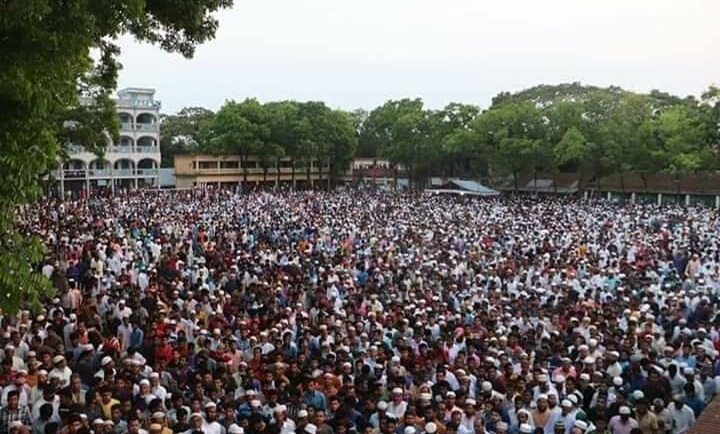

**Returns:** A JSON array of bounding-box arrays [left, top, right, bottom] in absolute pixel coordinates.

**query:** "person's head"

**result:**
[[45, 422, 60, 434], [67, 414, 83, 434], [619, 406, 631, 421], [39, 402, 54, 421], [7, 390, 19, 409], [111, 404, 122, 422], [314, 409, 326, 426], [205, 403, 218, 420], [536, 396, 548, 411], [100, 387, 113, 404], [71, 374, 82, 391], [127, 417, 141, 434], [190, 413, 203, 429]]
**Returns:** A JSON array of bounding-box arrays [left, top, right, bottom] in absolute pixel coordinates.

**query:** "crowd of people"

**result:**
[[4, 188, 720, 434]]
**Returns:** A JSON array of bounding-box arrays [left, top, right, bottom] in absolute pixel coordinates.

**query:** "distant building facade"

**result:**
[[52, 88, 161, 198], [173, 154, 407, 189]]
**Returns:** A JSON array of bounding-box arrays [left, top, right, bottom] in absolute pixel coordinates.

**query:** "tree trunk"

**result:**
[[276, 159, 280, 187], [241, 155, 248, 186], [327, 158, 332, 190], [317, 157, 323, 190], [291, 158, 296, 189], [306, 160, 311, 190]]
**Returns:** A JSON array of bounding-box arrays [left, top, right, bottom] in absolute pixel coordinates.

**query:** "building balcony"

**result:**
[[60, 169, 159, 179], [61, 170, 86, 179], [113, 169, 135, 177], [118, 123, 159, 132], [106, 146, 160, 154], [108, 146, 133, 153], [116, 99, 162, 109], [67, 144, 87, 154], [187, 166, 321, 176], [135, 123, 159, 132], [88, 169, 112, 177]]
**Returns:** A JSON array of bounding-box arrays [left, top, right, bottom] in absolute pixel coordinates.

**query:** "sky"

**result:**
[[116, 0, 720, 115]]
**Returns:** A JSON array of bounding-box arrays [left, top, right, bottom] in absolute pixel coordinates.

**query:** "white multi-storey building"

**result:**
[[56, 88, 161, 197]]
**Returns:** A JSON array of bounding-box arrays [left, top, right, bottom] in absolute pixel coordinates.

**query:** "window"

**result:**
[[241, 160, 258, 169], [220, 161, 239, 169], [199, 161, 217, 169]]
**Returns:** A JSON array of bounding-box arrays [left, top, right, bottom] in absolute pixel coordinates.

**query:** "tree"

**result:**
[[208, 99, 270, 184], [554, 127, 589, 168], [159, 107, 215, 167], [0, 0, 232, 313], [471, 102, 547, 191], [655, 105, 705, 197]]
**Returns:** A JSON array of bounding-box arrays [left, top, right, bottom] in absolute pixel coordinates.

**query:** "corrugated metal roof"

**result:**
[[449, 179, 500, 195]]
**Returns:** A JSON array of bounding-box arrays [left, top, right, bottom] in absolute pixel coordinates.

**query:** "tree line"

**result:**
[[163, 83, 720, 189]]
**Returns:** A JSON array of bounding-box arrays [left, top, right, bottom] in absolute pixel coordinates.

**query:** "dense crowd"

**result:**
[[4, 189, 720, 434]]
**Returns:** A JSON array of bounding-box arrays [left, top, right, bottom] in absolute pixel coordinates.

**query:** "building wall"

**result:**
[[173, 154, 406, 188], [52, 88, 162, 197]]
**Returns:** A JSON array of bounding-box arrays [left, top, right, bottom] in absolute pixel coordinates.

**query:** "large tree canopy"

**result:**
[[0, 0, 233, 313], [171, 83, 720, 191]]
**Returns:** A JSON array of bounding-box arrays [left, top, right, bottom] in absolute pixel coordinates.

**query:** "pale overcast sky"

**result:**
[[116, 0, 719, 115]]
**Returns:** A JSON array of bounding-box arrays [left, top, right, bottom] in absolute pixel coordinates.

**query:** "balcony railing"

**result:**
[[189, 166, 323, 176], [117, 99, 161, 109], [135, 123, 158, 132], [106, 146, 159, 154], [60, 169, 159, 178], [67, 145, 87, 154], [108, 146, 133, 153], [118, 123, 159, 132], [62, 170, 87, 179]]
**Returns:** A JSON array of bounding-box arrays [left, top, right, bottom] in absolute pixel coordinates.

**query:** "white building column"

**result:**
[[716, 195, 720, 209], [657, 193, 662, 205], [630, 192, 636, 203], [58, 167, 65, 199], [685, 194, 690, 206]]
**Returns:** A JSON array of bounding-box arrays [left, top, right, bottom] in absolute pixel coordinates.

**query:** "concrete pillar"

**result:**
[[607, 191, 612, 200], [58, 168, 65, 199], [716, 195, 720, 209], [657, 193, 662, 206], [685, 194, 691, 206], [631, 192, 636, 204]]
